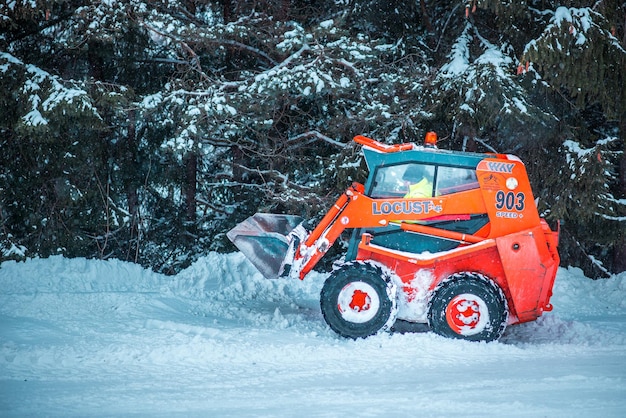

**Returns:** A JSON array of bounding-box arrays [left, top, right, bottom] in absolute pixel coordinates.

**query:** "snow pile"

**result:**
[[1, 254, 625, 416]]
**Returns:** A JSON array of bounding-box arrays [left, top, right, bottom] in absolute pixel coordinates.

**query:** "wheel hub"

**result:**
[[349, 289, 371, 312], [445, 293, 490, 336], [337, 282, 380, 324]]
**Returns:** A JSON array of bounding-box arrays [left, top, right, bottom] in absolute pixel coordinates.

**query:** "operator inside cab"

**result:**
[[403, 164, 434, 198], [402, 131, 438, 198]]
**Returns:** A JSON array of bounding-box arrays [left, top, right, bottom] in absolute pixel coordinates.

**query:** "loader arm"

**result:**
[[290, 182, 488, 280]]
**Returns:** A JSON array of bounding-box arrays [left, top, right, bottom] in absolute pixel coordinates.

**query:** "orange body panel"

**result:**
[[476, 158, 542, 238]]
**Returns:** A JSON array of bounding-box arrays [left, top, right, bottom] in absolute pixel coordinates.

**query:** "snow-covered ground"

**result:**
[[1, 253, 625, 417]]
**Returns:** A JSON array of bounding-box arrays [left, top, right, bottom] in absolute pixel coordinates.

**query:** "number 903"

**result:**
[[495, 190, 525, 211]]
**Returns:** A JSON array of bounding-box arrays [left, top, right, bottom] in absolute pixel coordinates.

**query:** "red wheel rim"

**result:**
[[445, 293, 490, 336], [337, 282, 380, 324]]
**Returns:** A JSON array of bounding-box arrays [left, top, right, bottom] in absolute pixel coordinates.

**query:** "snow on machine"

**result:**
[[228, 133, 560, 341]]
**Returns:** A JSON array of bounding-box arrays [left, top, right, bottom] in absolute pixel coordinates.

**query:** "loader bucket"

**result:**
[[227, 213, 304, 279]]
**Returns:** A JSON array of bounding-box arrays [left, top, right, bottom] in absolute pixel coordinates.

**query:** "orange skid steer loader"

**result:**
[[228, 133, 560, 341]]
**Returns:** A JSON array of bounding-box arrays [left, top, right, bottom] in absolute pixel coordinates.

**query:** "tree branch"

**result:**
[[286, 130, 347, 149]]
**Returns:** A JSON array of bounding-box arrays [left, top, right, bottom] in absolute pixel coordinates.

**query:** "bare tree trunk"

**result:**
[[183, 0, 196, 15], [614, 15, 626, 274], [125, 109, 140, 262], [614, 113, 626, 273], [183, 152, 197, 223], [87, 40, 104, 80], [276, 0, 290, 21], [231, 145, 244, 182], [420, 0, 433, 32], [221, 0, 234, 23], [125, 109, 138, 218], [615, 233, 626, 273]]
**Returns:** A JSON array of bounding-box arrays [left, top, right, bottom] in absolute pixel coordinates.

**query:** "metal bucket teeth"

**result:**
[[227, 213, 304, 279]]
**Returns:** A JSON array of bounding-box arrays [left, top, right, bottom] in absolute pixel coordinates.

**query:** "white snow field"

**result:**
[[1, 253, 625, 417]]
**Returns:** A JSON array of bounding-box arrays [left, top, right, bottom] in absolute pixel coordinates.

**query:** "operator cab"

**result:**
[[346, 135, 489, 259]]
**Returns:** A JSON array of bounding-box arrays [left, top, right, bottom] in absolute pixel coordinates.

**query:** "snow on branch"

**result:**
[[286, 131, 347, 149], [439, 22, 471, 77], [233, 163, 315, 194], [1, 52, 99, 128], [523, 6, 626, 57], [562, 136, 624, 220]]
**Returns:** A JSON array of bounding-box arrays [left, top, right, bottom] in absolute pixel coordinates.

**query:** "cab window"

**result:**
[[370, 163, 435, 198], [435, 166, 478, 195]]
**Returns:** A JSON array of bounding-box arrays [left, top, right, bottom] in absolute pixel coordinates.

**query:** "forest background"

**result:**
[[1, 0, 624, 278]]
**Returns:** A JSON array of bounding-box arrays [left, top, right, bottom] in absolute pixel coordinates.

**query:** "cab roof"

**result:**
[[355, 135, 487, 170]]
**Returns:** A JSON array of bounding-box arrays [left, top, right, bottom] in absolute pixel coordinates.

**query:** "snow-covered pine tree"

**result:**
[[431, 18, 559, 153], [0, 51, 106, 261], [516, 3, 626, 276], [440, 1, 626, 276]]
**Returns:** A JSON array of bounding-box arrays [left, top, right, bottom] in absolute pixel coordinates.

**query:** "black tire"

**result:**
[[427, 273, 508, 342], [320, 262, 398, 339]]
